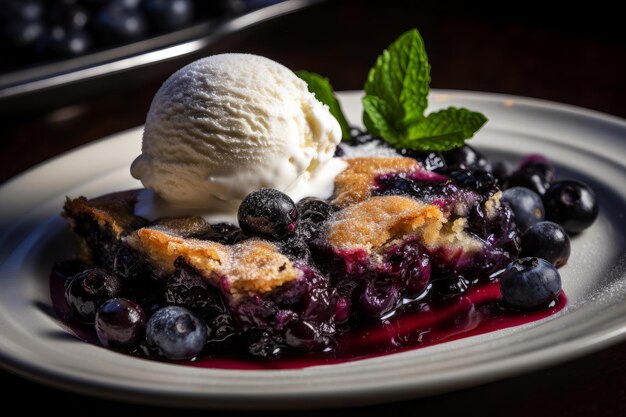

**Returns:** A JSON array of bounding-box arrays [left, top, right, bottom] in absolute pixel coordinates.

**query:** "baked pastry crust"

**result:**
[[326, 195, 482, 258], [332, 157, 420, 207], [63, 190, 302, 300], [126, 228, 301, 300]]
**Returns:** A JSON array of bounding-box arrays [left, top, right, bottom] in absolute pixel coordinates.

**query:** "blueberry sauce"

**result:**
[[50, 266, 566, 370]]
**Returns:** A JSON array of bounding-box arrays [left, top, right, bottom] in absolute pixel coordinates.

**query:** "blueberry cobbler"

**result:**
[[52, 29, 598, 367]]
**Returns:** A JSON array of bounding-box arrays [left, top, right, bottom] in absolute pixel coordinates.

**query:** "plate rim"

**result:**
[[0, 89, 625, 410]]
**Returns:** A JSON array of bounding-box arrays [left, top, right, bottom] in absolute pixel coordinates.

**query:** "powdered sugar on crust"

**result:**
[[325, 195, 483, 257], [125, 228, 302, 300], [333, 157, 422, 207]]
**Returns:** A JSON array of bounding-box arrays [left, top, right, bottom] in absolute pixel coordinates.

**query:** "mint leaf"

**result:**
[[296, 70, 351, 141], [364, 29, 430, 129], [362, 95, 404, 145], [403, 107, 488, 151], [362, 28, 488, 152]]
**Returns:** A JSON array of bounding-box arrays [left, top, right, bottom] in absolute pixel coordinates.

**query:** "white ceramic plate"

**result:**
[[0, 91, 625, 410]]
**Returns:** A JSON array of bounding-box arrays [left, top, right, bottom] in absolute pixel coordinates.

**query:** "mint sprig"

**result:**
[[364, 28, 430, 130], [297, 28, 487, 151], [296, 70, 351, 141], [362, 29, 487, 151]]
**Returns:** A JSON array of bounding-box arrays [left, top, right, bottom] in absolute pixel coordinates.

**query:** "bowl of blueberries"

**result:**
[[0, 0, 318, 108]]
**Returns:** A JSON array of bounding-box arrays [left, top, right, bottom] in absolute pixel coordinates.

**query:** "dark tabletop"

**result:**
[[1, 0, 626, 414]]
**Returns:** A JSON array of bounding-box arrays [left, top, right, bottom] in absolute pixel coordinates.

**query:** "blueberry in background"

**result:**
[[2, 20, 44, 50], [500, 257, 562, 310], [146, 306, 207, 360], [509, 159, 556, 196], [543, 179, 598, 233], [37, 26, 93, 57], [442, 144, 492, 173], [94, 1, 148, 44], [4, 0, 44, 22], [501, 186, 545, 233], [491, 160, 512, 188], [48, 3, 90, 30], [142, 0, 195, 32], [521, 221, 571, 267]]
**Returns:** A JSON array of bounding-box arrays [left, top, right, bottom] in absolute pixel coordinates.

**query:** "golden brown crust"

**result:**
[[227, 240, 301, 296], [63, 190, 147, 262], [332, 157, 421, 207], [326, 195, 482, 256], [125, 228, 301, 300], [149, 216, 212, 238], [63, 189, 145, 239]]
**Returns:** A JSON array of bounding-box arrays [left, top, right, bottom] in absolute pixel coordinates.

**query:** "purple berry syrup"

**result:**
[[50, 267, 566, 370]]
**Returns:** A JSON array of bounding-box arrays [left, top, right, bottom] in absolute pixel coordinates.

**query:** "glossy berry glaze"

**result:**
[[50, 264, 566, 370]]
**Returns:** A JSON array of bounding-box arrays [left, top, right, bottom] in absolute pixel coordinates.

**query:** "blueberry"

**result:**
[[238, 188, 298, 239], [521, 221, 571, 267], [357, 282, 399, 317], [501, 187, 545, 233], [145, 306, 206, 360], [3, 20, 44, 49], [4, 0, 43, 22], [205, 313, 239, 348], [112, 246, 152, 281], [246, 329, 280, 358], [492, 160, 512, 188], [509, 160, 555, 196], [296, 197, 332, 242], [94, 3, 148, 44], [299, 219, 322, 242], [442, 145, 492, 172], [38, 26, 92, 57], [375, 175, 453, 202], [95, 298, 146, 349], [349, 127, 378, 145], [197, 222, 243, 244], [48, 4, 90, 29], [500, 257, 562, 309], [165, 258, 224, 317], [65, 269, 122, 323], [433, 275, 469, 296], [297, 197, 333, 223], [284, 320, 323, 350], [278, 237, 311, 262], [446, 169, 497, 193], [543, 180, 598, 233], [142, 0, 195, 31], [117, 0, 142, 8], [398, 149, 447, 172]]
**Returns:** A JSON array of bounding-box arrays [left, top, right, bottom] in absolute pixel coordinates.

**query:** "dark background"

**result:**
[[1, 0, 626, 414]]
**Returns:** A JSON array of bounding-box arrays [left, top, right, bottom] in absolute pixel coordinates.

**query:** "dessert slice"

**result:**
[[310, 157, 520, 318], [63, 191, 336, 356]]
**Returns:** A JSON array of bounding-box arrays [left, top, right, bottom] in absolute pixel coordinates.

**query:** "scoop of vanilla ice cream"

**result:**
[[131, 53, 342, 209]]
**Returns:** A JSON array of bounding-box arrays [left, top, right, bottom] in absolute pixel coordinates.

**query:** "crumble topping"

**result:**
[[326, 195, 482, 255], [484, 191, 502, 219], [63, 190, 145, 239], [126, 228, 301, 300], [332, 157, 421, 207]]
